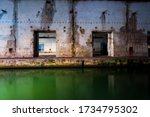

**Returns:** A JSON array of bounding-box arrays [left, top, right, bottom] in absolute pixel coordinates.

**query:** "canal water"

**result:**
[[0, 68, 149, 100]]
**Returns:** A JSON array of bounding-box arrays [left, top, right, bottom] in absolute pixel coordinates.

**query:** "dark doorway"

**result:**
[[92, 32, 108, 57], [129, 47, 133, 56], [33, 31, 56, 57], [147, 32, 150, 57]]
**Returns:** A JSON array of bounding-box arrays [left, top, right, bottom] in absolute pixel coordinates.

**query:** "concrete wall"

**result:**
[[74, 1, 149, 57], [0, 0, 150, 58], [16, 0, 72, 57], [0, 0, 14, 57], [0, 0, 72, 58]]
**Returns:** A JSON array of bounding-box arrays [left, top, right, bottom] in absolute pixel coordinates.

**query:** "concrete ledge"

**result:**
[[0, 57, 150, 69]]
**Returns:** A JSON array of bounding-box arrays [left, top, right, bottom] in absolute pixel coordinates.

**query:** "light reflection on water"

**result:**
[[0, 68, 149, 100]]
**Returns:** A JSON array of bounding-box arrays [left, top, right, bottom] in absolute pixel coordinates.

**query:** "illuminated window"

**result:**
[[39, 43, 44, 52]]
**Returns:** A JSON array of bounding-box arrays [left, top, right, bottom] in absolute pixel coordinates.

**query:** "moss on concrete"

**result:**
[[0, 57, 149, 68]]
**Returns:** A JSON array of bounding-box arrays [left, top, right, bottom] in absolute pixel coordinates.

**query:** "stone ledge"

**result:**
[[0, 57, 149, 69]]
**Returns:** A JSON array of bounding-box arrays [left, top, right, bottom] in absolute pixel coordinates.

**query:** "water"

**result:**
[[0, 68, 149, 100]]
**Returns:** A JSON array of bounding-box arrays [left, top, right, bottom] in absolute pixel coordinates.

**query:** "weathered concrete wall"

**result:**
[[16, 0, 72, 57], [75, 1, 150, 57], [0, 0, 72, 58], [0, 0, 150, 58], [74, 1, 125, 57], [113, 2, 149, 56], [0, 0, 14, 58]]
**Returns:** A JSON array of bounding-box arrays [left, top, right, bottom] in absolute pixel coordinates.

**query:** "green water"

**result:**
[[0, 68, 149, 100]]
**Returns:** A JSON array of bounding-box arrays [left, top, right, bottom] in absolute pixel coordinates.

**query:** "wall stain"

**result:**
[[4, 0, 19, 57], [86, 38, 92, 47], [1, 0, 149, 58], [117, 2, 147, 57], [0, 9, 7, 20], [69, 0, 78, 57], [41, 0, 56, 29], [129, 11, 137, 32], [76, 45, 91, 57], [100, 10, 109, 30], [80, 27, 85, 34], [36, 11, 40, 18], [5, 30, 16, 57]]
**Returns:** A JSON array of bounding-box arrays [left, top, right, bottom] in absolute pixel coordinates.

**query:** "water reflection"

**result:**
[[0, 68, 149, 100], [108, 75, 115, 97]]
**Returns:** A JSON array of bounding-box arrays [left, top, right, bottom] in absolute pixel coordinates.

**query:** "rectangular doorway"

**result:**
[[34, 31, 56, 57], [92, 32, 108, 57], [148, 31, 150, 57], [129, 47, 133, 56]]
